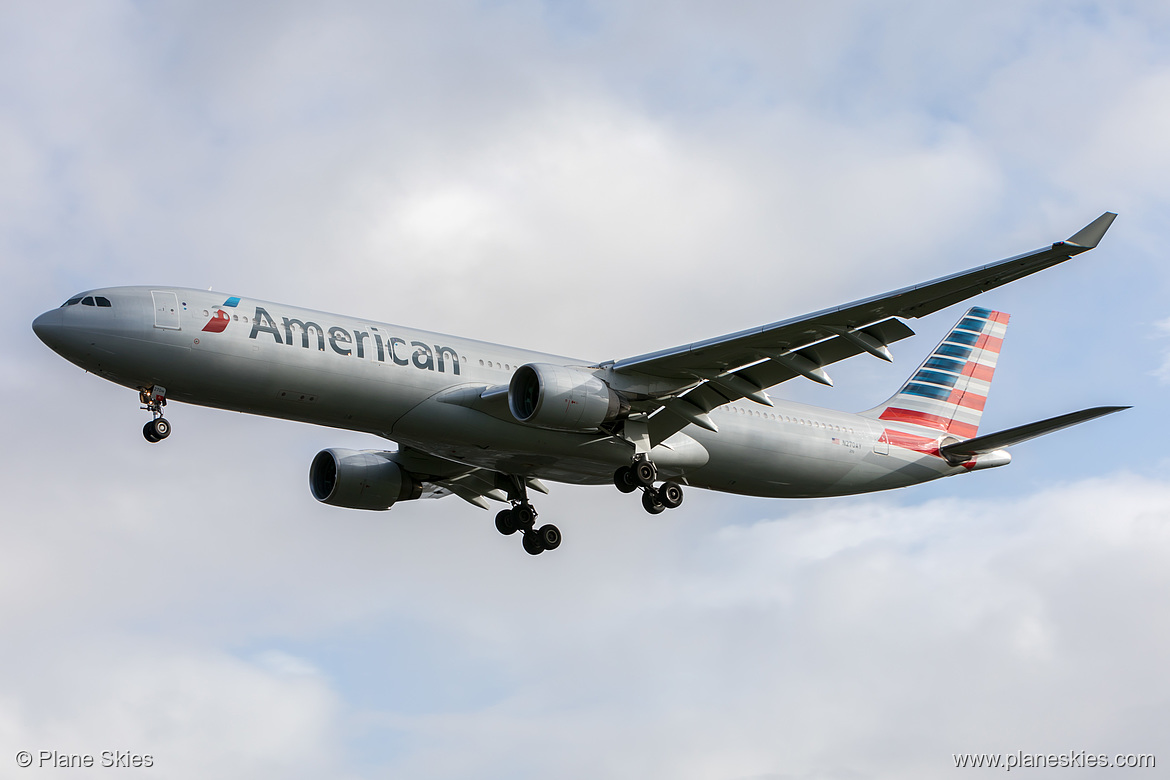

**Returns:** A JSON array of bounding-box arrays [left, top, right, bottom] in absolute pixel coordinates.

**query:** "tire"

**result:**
[[658, 481, 684, 509], [633, 461, 657, 487], [641, 489, 665, 515], [142, 421, 160, 443], [537, 524, 561, 550], [495, 509, 518, 536], [522, 531, 545, 555], [613, 466, 638, 494], [514, 505, 536, 530], [151, 417, 171, 440]]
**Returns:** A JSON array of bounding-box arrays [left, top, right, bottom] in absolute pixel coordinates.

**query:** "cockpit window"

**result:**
[[62, 297, 82, 307], [95, 296, 112, 307], [82, 296, 96, 306]]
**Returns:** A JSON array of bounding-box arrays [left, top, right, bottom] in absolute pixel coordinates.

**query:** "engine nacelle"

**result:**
[[508, 363, 629, 431], [309, 448, 421, 510]]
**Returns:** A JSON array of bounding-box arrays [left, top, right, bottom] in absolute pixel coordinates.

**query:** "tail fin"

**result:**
[[861, 307, 1009, 438]]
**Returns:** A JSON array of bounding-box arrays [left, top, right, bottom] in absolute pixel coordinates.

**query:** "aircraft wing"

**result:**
[[389, 446, 550, 509], [605, 212, 1116, 444]]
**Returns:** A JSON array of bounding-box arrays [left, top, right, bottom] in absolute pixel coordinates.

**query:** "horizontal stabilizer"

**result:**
[[939, 405, 1129, 461]]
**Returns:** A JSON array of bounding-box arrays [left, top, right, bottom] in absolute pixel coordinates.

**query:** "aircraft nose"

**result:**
[[32, 308, 67, 351]]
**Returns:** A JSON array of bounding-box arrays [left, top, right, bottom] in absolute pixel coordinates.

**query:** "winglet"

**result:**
[[1065, 212, 1117, 249]]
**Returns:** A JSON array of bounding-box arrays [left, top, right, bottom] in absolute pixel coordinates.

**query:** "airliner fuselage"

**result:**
[[33, 287, 944, 498]]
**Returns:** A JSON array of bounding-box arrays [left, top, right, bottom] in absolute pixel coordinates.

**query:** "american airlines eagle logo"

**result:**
[[201, 297, 240, 333]]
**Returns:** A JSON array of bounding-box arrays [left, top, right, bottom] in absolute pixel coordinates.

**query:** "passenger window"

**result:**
[[82, 296, 95, 306], [95, 296, 112, 307]]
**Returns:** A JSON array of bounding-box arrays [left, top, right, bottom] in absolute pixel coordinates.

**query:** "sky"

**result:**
[[3, 1, 1170, 778]]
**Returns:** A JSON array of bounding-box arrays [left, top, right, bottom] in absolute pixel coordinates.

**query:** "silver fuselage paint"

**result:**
[[33, 286, 967, 498]]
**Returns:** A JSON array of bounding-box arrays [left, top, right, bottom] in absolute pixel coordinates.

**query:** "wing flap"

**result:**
[[645, 318, 915, 444], [388, 446, 523, 509]]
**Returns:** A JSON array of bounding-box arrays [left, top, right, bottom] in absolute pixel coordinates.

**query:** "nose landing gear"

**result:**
[[139, 386, 171, 443]]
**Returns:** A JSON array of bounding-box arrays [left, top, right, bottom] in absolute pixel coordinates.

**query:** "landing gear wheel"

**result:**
[[536, 524, 561, 551], [495, 509, 518, 536], [642, 489, 666, 515], [522, 531, 545, 555], [150, 417, 171, 440], [514, 504, 536, 530], [658, 481, 684, 509], [142, 420, 160, 443], [614, 466, 639, 494], [633, 460, 657, 487]]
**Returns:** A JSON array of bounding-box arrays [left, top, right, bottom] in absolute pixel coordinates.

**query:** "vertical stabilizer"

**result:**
[[861, 307, 1009, 438]]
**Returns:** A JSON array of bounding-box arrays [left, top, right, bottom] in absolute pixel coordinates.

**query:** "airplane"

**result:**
[[32, 212, 1127, 556]]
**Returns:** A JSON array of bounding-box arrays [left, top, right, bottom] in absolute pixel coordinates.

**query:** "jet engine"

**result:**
[[508, 363, 629, 431], [309, 448, 422, 510]]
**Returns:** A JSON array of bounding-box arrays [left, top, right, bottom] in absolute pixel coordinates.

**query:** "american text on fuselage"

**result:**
[[248, 307, 462, 374]]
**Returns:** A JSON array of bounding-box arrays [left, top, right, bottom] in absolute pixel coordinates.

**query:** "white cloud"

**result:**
[[0, 642, 345, 780], [324, 474, 1170, 779]]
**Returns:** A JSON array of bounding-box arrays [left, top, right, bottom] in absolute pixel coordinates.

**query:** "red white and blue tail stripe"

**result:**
[[863, 307, 1008, 441]]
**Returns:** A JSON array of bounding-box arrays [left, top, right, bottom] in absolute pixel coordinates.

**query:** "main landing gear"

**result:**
[[613, 458, 684, 515], [139, 385, 171, 443], [495, 478, 561, 556]]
